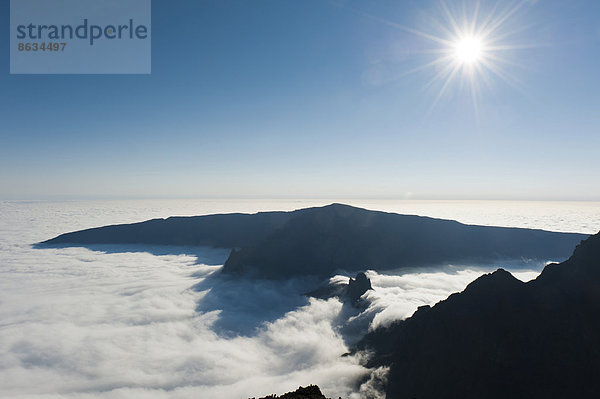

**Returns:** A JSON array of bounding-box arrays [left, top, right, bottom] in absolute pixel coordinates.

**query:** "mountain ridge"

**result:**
[[41, 204, 587, 279]]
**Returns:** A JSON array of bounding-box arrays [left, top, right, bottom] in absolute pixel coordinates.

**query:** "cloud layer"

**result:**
[[1, 199, 582, 398], [0, 243, 372, 399]]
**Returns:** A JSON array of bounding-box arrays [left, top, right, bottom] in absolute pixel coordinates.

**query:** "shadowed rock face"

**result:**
[[41, 203, 587, 279], [250, 385, 332, 399], [357, 231, 600, 399], [306, 272, 373, 305], [347, 272, 373, 302]]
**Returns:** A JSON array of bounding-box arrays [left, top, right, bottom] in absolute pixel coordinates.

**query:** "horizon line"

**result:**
[[2, 196, 600, 203]]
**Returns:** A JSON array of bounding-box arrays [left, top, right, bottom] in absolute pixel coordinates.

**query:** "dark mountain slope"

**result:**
[[223, 204, 585, 278], [42, 211, 293, 248], [358, 232, 600, 399], [41, 203, 587, 279]]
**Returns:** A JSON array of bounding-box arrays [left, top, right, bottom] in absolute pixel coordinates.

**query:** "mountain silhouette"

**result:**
[[357, 231, 600, 398], [41, 204, 586, 279], [249, 385, 332, 399], [306, 272, 373, 306]]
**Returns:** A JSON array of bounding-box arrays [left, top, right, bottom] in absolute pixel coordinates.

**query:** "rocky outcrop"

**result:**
[[346, 272, 372, 302], [307, 272, 373, 305], [250, 385, 334, 399]]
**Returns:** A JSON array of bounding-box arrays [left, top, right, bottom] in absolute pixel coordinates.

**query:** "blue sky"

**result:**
[[1, 0, 599, 200]]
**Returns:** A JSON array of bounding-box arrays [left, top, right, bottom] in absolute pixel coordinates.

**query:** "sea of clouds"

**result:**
[[0, 199, 598, 398]]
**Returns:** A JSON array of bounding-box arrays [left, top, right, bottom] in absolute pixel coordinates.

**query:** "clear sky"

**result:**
[[1, 0, 599, 200]]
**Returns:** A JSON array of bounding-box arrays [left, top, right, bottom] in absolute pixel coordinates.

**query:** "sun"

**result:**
[[351, 1, 531, 110], [361, 0, 530, 111], [453, 36, 484, 65]]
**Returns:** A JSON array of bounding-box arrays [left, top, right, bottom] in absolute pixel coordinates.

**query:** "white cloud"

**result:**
[[0, 240, 372, 399], [0, 200, 558, 399]]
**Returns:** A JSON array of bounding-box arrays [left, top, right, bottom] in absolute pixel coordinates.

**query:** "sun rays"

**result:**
[[351, 1, 532, 113], [412, 0, 530, 111]]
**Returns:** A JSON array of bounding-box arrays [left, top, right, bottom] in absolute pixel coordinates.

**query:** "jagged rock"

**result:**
[[347, 272, 372, 302], [357, 232, 600, 398], [250, 384, 334, 399], [306, 272, 373, 305]]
